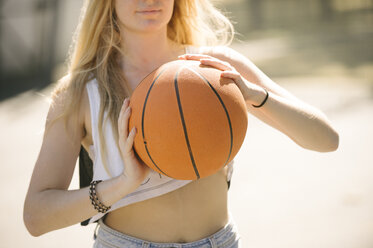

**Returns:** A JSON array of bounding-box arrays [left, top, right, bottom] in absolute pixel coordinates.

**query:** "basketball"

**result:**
[[128, 60, 248, 180]]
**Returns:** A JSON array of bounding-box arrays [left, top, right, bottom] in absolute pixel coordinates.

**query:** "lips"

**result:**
[[136, 9, 161, 13]]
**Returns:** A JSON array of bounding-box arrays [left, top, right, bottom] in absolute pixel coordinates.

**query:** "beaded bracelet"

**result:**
[[89, 180, 111, 213], [252, 88, 269, 108]]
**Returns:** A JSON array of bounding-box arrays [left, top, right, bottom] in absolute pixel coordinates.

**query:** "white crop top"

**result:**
[[86, 45, 234, 224]]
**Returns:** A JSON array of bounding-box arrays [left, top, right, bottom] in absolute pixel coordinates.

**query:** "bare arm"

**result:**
[[182, 46, 339, 152], [23, 85, 144, 237]]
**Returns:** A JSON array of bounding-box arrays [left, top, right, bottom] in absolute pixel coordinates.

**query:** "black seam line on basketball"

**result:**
[[141, 68, 170, 177], [174, 67, 200, 179], [186, 67, 233, 167]]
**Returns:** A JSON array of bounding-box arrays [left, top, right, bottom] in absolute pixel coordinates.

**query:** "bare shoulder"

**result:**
[[48, 74, 88, 133]]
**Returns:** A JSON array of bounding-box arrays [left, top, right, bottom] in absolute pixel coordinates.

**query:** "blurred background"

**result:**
[[0, 0, 372, 247]]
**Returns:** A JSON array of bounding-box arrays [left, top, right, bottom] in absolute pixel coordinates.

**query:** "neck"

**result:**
[[120, 28, 183, 72]]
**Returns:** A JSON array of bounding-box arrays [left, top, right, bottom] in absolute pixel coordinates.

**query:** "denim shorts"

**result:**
[[93, 216, 241, 248]]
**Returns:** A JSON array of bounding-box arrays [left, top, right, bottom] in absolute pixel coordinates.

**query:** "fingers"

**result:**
[[200, 58, 233, 71], [179, 53, 243, 85], [220, 70, 245, 87], [178, 54, 212, 60], [124, 127, 137, 153], [118, 98, 139, 156], [196, 57, 240, 82], [118, 98, 132, 142], [220, 70, 241, 80], [179, 54, 234, 72]]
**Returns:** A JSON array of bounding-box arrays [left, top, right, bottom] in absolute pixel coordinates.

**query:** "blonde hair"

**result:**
[[51, 0, 235, 176]]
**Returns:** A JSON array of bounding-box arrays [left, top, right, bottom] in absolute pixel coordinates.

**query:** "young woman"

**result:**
[[23, 0, 339, 247]]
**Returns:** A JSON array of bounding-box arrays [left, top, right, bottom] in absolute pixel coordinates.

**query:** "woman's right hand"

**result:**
[[118, 98, 150, 191]]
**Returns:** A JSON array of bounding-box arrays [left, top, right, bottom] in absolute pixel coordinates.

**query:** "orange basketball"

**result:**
[[128, 60, 247, 180]]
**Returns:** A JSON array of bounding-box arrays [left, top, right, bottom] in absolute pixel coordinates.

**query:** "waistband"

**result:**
[[94, 214, 239, 248]]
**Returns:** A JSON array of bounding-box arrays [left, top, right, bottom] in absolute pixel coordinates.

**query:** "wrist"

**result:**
[[117, 173, 142, 195], [89, 180, 111, 213], [236, 78, 268, 107], [95, 175, 135, 207], [242, 84, 268, 108], [251, 88, 269, 108]]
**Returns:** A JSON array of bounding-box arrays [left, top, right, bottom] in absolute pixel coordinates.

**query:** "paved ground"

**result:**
[[0, 73, 372, 248], [1, 1, 372, 246], [231, 77, 373, 248]]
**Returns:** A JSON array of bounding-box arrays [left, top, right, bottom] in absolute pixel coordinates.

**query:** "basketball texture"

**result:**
[[128, 60, 248, 180]]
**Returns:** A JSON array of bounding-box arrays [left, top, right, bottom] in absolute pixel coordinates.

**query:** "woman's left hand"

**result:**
[[178, 53, 339, 152], [178, 54, 267, 106], [178, 53, 244, 84]]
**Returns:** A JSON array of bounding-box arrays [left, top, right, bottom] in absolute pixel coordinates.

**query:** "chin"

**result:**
[[136, 20, 169, 33]]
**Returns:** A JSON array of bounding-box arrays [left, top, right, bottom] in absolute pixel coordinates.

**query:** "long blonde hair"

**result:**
[[51, 0, 235, 176]]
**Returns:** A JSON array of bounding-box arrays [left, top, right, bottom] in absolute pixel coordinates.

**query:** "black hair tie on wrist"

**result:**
[[252, 89, 269, 108]]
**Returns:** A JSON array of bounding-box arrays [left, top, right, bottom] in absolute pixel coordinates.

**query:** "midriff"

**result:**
[[104, 167, 229, 243]]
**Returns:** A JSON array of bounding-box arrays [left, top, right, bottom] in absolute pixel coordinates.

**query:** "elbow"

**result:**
[[319, 127, 339, 152], [324, 130, 339, 152], [320, 118, 340, 152], [312, 129, 340, 152], [296, 129, 339, 152], [24, 211, 43, 237], [23, 204, 47, 237]]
